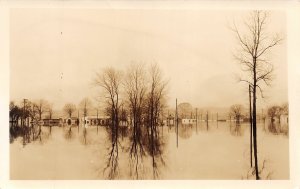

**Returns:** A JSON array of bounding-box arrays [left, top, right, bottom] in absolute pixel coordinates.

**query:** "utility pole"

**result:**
[[97, 108, 99, 134], [196, 108, 198, 133], [77, 110, 80, 133], [217, 112, 218, 128], [206, 111, 209, 131], [22, 99, 27, 128], [176, 98, 178, 148], [167, 110, 169, 128]]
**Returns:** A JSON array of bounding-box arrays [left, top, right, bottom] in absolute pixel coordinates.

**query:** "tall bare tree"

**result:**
[[47, 103, 54, 119], [32, 99, 49, 140], [229, 104, 244, 123], [145, 63, 168, 178], [34, 99, 49, 120], [232, 11, 282, 179], [124, 63, 147, 179], [267, 105, 282, 122], [63, 103, 76, 118], [79, 97, 93, 118], [94, 67, 122, 179]]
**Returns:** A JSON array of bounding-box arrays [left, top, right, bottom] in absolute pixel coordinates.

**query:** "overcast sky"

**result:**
[[10, 9, 287, 110]]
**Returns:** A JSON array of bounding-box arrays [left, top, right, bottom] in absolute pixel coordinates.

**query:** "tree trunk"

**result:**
[[249, 84, 253, 167], [253, 64, 260, 180]]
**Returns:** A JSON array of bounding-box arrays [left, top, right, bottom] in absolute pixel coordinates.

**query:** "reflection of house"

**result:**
[[43, 118, 63, 126], [182, 118, 196, 125]]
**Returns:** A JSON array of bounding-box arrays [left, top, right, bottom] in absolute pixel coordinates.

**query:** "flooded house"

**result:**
[[182, 118, 197, 125], [162, 114, 175, 126], [280, 114, 289, 124], [42, 118, 63, 126], [81, 116, 110, 127], [65, 117, 79, 126]]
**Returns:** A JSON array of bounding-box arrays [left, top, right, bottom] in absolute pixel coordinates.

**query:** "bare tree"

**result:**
[[267, 105, 282, 123], [145, 63, 168, 179], [47, 103, 54, 119], [32, 99, 49, 140], [79, 97, 93, 118], [46, 103, 54, 133], [229, 104, 244, 123], [232, 11, 282, 179], [33, 99, 49, 120], [281, 102, 288, 115], [94, 67, 122, 179], [124, 63, 147, 179], [63, 103, 76, 118], [177, 102, 193, 119]]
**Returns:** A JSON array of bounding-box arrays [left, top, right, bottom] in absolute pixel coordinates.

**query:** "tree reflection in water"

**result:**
[[144, 125, 166, 179], [268, 121, 288, 136], [80, 127, 89, 145], [10, 124, 51, 147], [103, 123, 120, 179], [230, 122, 243, 136], [178, 124, 193, 139], [64, 126, 74, 140]]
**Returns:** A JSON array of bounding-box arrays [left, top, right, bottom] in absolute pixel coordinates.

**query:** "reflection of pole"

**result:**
[[78, 110, 79, 133], [217, 113, 218, 128], [206, 111, 208, 131], [97, 109, 99, 134], [249, 84, 253, 167], [22, 99, 26, 127], [176, 98, 178, 148], [196, 108, 198, 133], [167, 110, 169, 127]]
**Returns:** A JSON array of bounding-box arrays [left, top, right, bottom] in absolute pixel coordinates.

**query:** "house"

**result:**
[[81, 115, 110, 127], [43, 118, 63, 126], [119, 120, 128, 127], [65, 117, 79, 126], [280, 114, 288, 124], [182, 118, 196, 125], [163, 114, 175, 126]]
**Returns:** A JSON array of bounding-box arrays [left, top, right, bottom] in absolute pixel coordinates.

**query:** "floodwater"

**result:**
[[10, 121, 289, 180]]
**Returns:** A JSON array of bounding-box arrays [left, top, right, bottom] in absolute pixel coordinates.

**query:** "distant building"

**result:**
[[280, 114, 288, 124], [43, 118, 63, 126], [65, 117, 79, 126], [81, 116, 110, 127], [165, 114, 175, 126], [119, 120, 128, 127]]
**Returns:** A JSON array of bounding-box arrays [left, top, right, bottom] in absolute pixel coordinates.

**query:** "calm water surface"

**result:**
[[10, 121, 289, 180]]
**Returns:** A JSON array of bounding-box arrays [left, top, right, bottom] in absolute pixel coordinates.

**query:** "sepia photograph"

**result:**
[[8, 7, 289, 181], [0, 1, 300, 185]]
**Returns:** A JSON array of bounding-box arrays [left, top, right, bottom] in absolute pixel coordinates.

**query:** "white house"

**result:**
[[65, 117, 79, 126], [280, 114, 288, 124], [182, 118, 196, 125], [81, 115, 110, 127]]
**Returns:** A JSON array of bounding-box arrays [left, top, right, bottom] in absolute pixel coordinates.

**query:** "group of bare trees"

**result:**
[[9, 99, 53, 144], [267, 103, 288, 123], [95, 62, 168, 179], [232, 11, 283, 180]]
